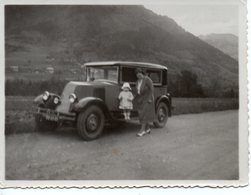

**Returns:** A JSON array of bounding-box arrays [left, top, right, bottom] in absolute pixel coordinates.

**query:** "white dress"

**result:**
[[118, 91, 134, 110]]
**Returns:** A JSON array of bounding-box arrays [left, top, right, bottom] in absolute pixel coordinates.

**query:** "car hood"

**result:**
[[56, 80, 117, 114], [61, 80, 117, 96]]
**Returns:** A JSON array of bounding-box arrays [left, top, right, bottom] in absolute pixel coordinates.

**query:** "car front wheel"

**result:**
[[77, 105, 105, 141], [153, 102, 168, 128]]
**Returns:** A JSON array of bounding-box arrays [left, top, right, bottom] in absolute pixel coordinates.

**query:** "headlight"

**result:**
[[69, 93, 77, 103], [53, 97, 60, 104], [42, 91, 50, 101]]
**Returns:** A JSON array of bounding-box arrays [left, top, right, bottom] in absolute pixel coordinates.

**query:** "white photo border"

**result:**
[[0, 0, 248, 188]]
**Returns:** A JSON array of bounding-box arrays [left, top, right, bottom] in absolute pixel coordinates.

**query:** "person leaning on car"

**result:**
[[133, 68, 155, 137]]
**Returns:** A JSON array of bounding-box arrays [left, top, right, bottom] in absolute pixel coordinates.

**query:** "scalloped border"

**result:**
[[0, 0, 248, 188]]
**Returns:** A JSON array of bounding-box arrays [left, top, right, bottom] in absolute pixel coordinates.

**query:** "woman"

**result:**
[[134, 68, 155, 137]]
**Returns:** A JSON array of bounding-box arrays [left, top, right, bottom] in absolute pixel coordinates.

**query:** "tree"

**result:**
[[169, 70, 204, 97]]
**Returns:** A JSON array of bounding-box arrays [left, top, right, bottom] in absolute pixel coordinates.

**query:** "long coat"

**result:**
[[134, 76, 155, 123]]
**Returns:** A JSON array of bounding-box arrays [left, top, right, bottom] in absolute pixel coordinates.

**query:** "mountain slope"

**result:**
[[199, 33, 238, 60], [5, 5, 238, 94]]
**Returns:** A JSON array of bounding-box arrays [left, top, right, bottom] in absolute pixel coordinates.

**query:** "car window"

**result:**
[[86, 66, 118, 82], [121, 67, 162, 85], [146, 70, 162, 84], [121, 67, 138, 83]]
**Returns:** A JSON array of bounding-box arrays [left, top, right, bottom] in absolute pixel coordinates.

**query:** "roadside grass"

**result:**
[[5, 96, 34, 111], [5, 96, 239, 134], [172, 98, 238, 115], [5, 111, 35, 134], [5, 97, 35, 134]]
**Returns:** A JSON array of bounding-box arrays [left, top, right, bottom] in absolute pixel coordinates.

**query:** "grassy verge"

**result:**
[[5, 96, 239, 134], [172, 98, 238, 115], [5, 111, 35, 134]]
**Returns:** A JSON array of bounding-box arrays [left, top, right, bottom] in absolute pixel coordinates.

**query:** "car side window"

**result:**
[[121, 67, 137, 83], [121, 67, 162, 85], [86, 66, 118, 82], [146, 70, 162, 84]]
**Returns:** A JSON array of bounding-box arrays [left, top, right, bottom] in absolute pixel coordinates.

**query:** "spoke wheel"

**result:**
[[86, 114, 99, 132], [77, 105, 105, 141], [153, 102, 168, 128]]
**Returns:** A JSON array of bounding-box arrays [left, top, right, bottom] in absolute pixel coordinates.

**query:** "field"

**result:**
[[5, 96, 239, 134]]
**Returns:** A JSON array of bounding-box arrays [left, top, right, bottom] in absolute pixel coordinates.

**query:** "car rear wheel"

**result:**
[[77, 105, 105, 141], [35, 114, 58, 131], [153, 102, 168, 128]]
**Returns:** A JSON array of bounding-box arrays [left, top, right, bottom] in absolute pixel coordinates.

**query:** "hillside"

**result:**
[[5, 5, 238, 95], [199, 33, 238, 60]]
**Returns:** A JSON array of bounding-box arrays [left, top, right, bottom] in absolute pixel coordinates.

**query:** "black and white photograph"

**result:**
[[1, 0, 248, 187]]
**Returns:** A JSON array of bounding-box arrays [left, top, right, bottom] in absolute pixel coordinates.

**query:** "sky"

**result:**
[[144, 5, 238, 36]]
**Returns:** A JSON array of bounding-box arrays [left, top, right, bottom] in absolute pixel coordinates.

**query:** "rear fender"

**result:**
[[72, 97, 111, 119], [155, 95, 172, 116]]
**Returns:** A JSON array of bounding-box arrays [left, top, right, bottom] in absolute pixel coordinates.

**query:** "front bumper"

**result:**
[[34, 107, 76, 122]]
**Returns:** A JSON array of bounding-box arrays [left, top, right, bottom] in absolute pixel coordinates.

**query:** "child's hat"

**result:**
[[121, 82, 131, 90]]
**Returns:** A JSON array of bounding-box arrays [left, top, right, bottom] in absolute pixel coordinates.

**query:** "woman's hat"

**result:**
[[121, 82, 131, 90]]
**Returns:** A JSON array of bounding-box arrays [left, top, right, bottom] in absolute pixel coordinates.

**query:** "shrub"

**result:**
[[5, 79, 68, 96]]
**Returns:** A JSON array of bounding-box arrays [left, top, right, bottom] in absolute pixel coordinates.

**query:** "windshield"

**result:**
[[86, 66, 118, 82]]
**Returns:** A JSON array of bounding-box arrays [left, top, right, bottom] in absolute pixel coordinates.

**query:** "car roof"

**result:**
[[84, 61, 168, 70]]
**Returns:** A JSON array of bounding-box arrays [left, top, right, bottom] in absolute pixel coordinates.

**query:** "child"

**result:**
[[118, 82, 134, 120]]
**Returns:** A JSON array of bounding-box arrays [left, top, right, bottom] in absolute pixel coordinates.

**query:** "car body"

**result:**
[[34, 61, 172, 140]]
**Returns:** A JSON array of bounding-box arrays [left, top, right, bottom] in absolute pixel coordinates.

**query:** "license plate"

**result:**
[[44, 110, 59, 121]]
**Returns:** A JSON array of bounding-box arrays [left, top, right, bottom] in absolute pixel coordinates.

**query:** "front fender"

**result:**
[[72, 97, 111, 119], [155, 95, 172, 116]]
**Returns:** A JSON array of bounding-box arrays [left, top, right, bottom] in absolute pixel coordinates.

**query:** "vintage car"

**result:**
[[33, 61, 172, 140]]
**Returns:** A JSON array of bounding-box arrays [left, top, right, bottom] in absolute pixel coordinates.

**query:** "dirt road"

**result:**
[[5, 110, 238, 180]]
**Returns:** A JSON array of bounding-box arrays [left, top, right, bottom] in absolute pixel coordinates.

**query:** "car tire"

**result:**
[[77, 105, 105, 141], [153, 102, 168, 128], [35, 114, 58, 131]]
